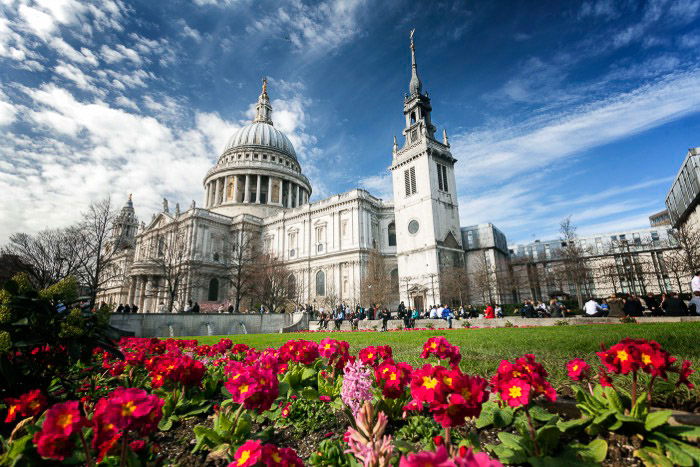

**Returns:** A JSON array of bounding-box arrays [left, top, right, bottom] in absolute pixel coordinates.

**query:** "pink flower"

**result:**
[[400, 445, 454, 466]]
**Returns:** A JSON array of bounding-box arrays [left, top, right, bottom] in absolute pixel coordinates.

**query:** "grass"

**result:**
[[188, 322, 700, 392]]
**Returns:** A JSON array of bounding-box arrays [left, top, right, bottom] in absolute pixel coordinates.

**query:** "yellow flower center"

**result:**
[[430, 342, 438, 349], [239, 384, 249, 394], [422, 376, 439, 389], [56, 413, 73, 429], [121, 400, 137, 417], [443, 376, 453, 386], [272, 452, 282, 463], [366, 353, 374, 359], [642, 354, 652, 365], [572, 364, 579, 371], [617, 350, 629, 362], [237, 450, 251, 465], [389, 373, 397, 381], [508, 386, 522, 398]]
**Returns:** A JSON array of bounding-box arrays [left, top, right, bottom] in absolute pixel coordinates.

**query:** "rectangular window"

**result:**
[[436, 163, 448, 191], [404, 166, 417, 197]]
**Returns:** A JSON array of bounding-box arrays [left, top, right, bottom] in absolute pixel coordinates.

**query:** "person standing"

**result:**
[[692, 271, 700, 294], [689, 292, 700, 315], [663, 292, 688, 316]]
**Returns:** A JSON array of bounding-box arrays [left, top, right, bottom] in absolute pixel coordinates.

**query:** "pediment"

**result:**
[[443, 231, 461, 249]]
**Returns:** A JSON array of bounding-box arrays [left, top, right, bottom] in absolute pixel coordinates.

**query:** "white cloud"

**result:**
[[453, 68, 700, 188], [359, 173, 392, 200], [0, 91, 17, 126], [100, 44, 142, 64], [54, 61, 104, 95], [50, 37, 99, 65], [248, 0, 367, 56]]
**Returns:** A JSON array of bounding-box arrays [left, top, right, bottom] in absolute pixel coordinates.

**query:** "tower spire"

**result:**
[[253, 77, 273, 125], [409, 29, 423, 96]]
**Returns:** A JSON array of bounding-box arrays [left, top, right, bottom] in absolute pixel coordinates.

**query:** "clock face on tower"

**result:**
[[408, 220, 420, 234]]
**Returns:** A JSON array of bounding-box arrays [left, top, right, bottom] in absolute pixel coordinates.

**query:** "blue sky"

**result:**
[[1, 0, 699, 245]]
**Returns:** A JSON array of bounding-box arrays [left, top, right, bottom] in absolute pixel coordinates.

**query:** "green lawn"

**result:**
[[190, 322, 700, 391]]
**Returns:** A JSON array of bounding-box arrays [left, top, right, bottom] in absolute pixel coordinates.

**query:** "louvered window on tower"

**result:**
[[404, 166, 417, 197], [437, 163, 448, 191]]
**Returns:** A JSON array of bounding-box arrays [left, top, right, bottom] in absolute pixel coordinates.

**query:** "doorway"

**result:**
[[413, 295, 424, 312]]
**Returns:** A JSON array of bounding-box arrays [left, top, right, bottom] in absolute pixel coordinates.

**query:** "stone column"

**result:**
[[218, 178, 224, 205], [244, 175, 250, 203], [295, 185, 300, 207], [138, 276, 147, 312], [233, 175, 239, 203], [287, 181, 293, 208], [256, 175, 261, 203], [267, 176, 272, 205]]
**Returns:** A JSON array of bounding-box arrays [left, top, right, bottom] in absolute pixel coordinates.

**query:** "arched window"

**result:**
[[410, 112, 416, 124], [390, 268, 399, 290], [315, 270, 325, 296], [208, 278, 219, 301], [388, 222, 396, 247], [287, 274, 296, 299]]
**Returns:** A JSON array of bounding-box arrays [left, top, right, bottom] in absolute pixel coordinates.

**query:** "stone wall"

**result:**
[[109, 312, 307, 337], [309, 316, 700, 331]]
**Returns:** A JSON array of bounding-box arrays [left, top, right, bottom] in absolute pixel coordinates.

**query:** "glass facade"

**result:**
[[666, 148, 700, 226]]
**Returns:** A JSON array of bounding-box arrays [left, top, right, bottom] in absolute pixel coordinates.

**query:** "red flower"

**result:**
[[278, 339, 319, 365], [677, 360, 695, 389], [231, 440, 263, 466], [319, 395, 331, 402], [33, 432, 75, 461], [410, 364, 448, 405], [421, 337, 462, 368], [498, 379, 531, 407], [455, 446, 503, 466], [281, 402, 292, 418], [399, 445, 454, 467], [375, 361, 413, 398], [4, 389, 47, 423], [224, 364, 279, 413], [40, 401, 85, 438], [598, 366, 614, 387], [566, 359, 590, 381]]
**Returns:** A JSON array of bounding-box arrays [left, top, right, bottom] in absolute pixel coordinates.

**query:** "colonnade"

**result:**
[[124, 275, 173, 313], [205, 174, 309, 209]]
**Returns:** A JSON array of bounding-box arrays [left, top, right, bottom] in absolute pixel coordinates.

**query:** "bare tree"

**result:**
[[359, 250, 392, 308], [440, 266, 470, 306], [144, 221, 192, 313], [3, 229, 81, 289], [69, 197, 119, 307], [253, 254, 298, 313], [670, 223, 700, 279], [469, 252, 496, 305], [558, 217, 590, 308], [226, 225, 259, 313]]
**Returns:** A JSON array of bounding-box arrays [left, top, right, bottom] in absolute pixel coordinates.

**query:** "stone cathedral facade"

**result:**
[[98, 34, 503, 313]]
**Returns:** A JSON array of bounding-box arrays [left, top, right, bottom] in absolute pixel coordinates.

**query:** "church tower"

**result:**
[[390, 30, 463, 310], [112, 194, 139, 250]]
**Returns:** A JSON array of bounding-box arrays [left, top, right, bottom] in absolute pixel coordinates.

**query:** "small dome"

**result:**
[[223, 122, 297, 160]]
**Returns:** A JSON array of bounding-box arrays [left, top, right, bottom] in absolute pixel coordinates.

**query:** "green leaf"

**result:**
[[604, 387, 624, 413], [630, 392, 649, 419], [529, 405, 556, 423], [661, 424, 700, 439], [557, 416, 590, 433], [592, 409, 616, 426], [301, 387, 319, 400], [301, 367, 317, 382], [645, 410, 672, 431], [635, 447, 674, 467], [158, 416, 174, 431], [582, 439, 608, 463], [535, 425, 561, 455], [491, 444, 528, 465], [497, 432, 529, 452]]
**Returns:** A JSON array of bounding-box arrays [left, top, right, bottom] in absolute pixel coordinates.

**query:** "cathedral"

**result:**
[[99, 33, 507, 313]]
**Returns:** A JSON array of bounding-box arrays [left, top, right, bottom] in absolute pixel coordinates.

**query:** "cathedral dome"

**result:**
[[224, 122, 296, 160]]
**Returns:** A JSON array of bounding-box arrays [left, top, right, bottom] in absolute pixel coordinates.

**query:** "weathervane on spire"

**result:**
[[261, 77, 268, 94], [408, 28, 422, 95], [410, 29, 415, 48]]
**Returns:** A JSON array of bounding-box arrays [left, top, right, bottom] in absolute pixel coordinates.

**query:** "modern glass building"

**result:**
[[666, 148, 700, 228]]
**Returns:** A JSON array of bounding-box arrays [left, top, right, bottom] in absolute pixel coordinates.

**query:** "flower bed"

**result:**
[[1, 334, 699, 466]]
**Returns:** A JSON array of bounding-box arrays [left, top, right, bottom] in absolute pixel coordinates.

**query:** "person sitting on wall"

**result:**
[[689, 291, 700, 315], [623, 294, 643, 317], [131, 304, 138, 313], [583, 298, 606, 317], [410, 307, 419, 328], [645, 293, 661, 316], [184, 300, 193, 313], [381, 308, 391, 331], [116, 303, 124, 313], [158, 302, 166, 313], [662, 292, 688, 316], [192, 302, 200, 313], [484, 304, 495, 319]]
